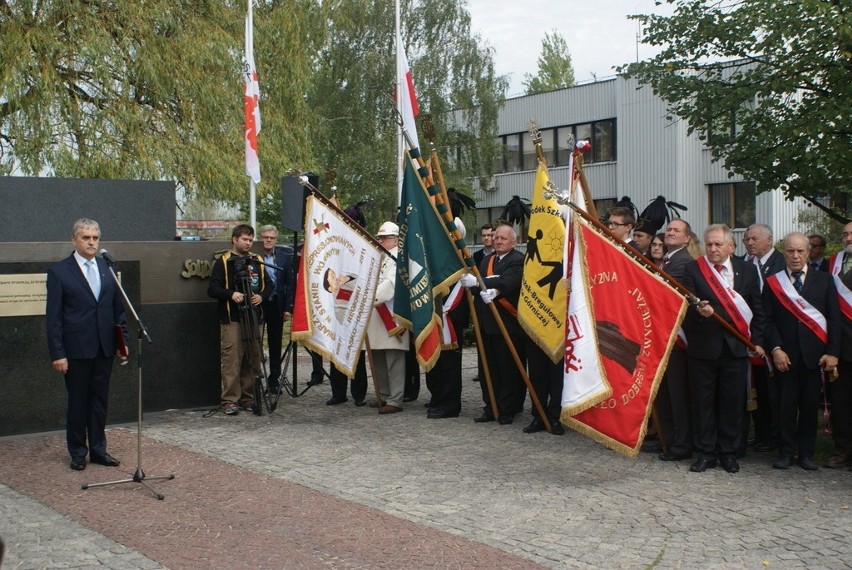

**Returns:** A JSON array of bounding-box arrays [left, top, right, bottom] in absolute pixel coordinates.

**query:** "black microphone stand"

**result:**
[[82, 259, 174, 500]]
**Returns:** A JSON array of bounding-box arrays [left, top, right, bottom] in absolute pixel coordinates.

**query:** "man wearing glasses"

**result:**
[[808, 234, 829, 272], [258, 225, 294, 394], [605, 206, 635, 244]]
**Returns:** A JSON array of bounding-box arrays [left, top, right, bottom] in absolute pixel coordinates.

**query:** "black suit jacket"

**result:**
[[682, 257, 765, 359], [476, 249, 524, 336], [762, 269, 841, 369], [46, 254, 127, 360], [263, 245, 295, 314], [661, 246, 692, 281]]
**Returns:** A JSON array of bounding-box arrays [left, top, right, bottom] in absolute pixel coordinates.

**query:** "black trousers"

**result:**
[[656, 346, 692, 455], [775, 363, 822, 459], [480, 334, 526, 418], [262, 299, 284, 377], [425, 346, 463, 413], [828, 359, 852, 455], [525, 340, 562, 423], [329, 352, 367, 402], [688, 345, 747, 459], [65, 351, 113, 459]]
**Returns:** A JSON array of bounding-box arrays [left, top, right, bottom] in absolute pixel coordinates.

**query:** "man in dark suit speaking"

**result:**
[[46, 218, 128, 471]]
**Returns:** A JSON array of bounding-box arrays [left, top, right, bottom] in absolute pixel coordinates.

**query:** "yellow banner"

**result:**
[[517, 161, 567, 362]]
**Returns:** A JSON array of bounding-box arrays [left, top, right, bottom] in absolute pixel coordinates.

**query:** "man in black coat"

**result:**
[[682, 224, 765, 474], [461, 224, 526, 424], [257, 225, 294, 394], [46, 218, 127, 471], [656, 218, 696, 460], [763, 232, 840, 470], [741, 223, 787, 453], [824, 222, 852, 468]]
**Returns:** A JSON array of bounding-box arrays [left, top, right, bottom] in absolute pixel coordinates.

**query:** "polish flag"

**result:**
[[396, 29, 420, 150], [243, 9, 261, 184]]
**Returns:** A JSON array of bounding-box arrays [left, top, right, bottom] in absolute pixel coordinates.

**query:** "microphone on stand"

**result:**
[[99, 249, 118, 267]]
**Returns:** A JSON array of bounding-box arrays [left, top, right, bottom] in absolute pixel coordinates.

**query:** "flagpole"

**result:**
[[567, 202, 758, 352], [395, 0, 403, 204], [416, 120, 551, 431]]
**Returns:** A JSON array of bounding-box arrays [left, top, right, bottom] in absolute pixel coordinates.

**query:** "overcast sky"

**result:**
[[465, 0, 676, 97]]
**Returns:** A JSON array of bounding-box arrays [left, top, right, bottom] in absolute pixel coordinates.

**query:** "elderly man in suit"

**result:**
[[682, 224, 766, 474], [46, 218, 128, 471], [825, 222, 852, 468], [740, 223, 787, 454], [763, 232, 840, 470], [655, 219, 696, 460], [461, 224, 527, 425], [257, 225, 294, 394]]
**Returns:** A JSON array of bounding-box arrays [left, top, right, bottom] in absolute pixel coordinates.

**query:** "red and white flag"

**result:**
[[561, 225, 687, 457], [243, 8, 261, 184], [396, 29, 419, 150]]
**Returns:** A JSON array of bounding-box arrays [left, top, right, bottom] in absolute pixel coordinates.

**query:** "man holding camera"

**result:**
[[208, 224, 270, 415]]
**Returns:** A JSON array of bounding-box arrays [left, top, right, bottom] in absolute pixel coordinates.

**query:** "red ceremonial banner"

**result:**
[[561, 224, 687, 457]]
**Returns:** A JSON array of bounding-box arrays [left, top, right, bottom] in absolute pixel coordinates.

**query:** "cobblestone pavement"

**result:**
[[2, 348, 850, 569]]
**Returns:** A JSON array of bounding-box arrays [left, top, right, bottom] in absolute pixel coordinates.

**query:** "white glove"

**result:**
[[480, 288, 498, 304], [459, 274, 477, 288]]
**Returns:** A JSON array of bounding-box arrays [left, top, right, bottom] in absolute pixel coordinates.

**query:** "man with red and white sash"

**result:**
[[824, 223, 852, 468], [682, 224, 766, 474], [763, 232, 840, 471]]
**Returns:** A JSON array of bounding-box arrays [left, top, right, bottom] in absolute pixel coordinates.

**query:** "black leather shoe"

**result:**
[[523, 419, 545, 433], [773, 456, 793, 470], [497, 416, 514, 425], [753, 440, 774, 453], [90, 453, 120, 467], [353, 399, 366, 407], [326, 397, 347, 405], [70, 457, 86, 471], [473, 413, 495, 423], [720, 456, 740, 473], [550, 422, 565, 435], [267, 383, 281, 394], [402, 395, 417, 403], [307, 373, 324, 386], [689, 457, 716, 472], [659, 452, 692, 462], [428, 407, 460, 419], [799, 456, 819, 471]]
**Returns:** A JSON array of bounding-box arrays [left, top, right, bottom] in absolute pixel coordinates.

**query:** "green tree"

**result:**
[[523, 30, 575, 95], [307, 0, 507, 230], [621, 0, 852, 222], [0, 0, 322, 206]]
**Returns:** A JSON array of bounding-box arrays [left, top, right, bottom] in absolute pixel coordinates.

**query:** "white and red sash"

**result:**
[[376, 301, 404, 336], [765, 272, 828, 344], [440, 282, 465, 347], [829, 253, 852, 321], [696, 257, 753, 341]]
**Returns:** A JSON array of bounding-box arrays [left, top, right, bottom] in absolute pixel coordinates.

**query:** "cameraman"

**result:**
[[208, 224, 270, 415]]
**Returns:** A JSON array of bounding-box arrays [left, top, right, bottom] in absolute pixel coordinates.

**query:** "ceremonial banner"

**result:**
[[243, 8, 261, 184], [291, 196, 383, 377], [561, 211, 610, 414], [394, 157, 466, 371], [396, 28, 420, 151], [518, 161, 567, 362], [561, 223, 687, 457]]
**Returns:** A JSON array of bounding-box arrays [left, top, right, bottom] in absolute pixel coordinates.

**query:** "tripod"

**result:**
[[82, 261, 174, 500]]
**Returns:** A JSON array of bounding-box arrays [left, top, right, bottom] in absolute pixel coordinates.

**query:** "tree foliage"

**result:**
[[1, 0, 505, 227], [523, 30, 575, 95], [621, 0, 852, 222]]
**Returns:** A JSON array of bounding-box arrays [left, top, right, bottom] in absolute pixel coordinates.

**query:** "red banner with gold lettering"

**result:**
[[561, 223, 687, 457]]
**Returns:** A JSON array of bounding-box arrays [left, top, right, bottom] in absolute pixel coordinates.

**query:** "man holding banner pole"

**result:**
[[682, 224, 766, 474]]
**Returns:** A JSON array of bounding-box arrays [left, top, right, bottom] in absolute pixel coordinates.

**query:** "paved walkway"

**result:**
[[2, 349, 850, 569]]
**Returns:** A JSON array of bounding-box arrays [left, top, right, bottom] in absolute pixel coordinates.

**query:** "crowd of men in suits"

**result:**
[[49, 216, 851, 476]]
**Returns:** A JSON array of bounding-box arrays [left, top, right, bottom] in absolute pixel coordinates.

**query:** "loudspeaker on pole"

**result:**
[[280, 172, 319, 232]]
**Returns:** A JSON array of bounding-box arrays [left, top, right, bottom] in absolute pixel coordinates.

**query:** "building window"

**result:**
[[493, 118, 617, 173], [708, 182, 756, 229]]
